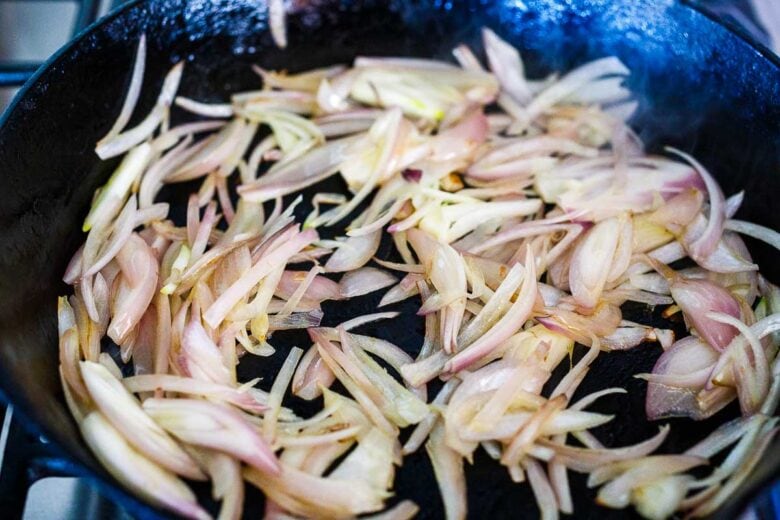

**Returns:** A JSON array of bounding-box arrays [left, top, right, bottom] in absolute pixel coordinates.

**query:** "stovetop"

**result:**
[[0, 404, 134, 519], [0, 1, 778, 519]]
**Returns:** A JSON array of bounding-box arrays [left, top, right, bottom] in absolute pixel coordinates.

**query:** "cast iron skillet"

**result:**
[[1, 0, 779, 518]]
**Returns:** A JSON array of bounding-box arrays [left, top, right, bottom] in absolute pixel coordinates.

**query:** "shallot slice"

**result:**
[[669, 277, 740, 351], [143, 398, 280, 475], [446, 247, 537, 372], [80, 412, 209, 520], [325, 229, 381, 272], [98, 35, 147, 143]]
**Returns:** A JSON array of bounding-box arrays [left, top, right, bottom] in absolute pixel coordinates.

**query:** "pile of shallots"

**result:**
[[58, 29, 780, 520]]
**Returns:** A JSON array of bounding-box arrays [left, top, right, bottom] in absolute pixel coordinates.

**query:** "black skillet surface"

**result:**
[[0, 0, 779, 518]]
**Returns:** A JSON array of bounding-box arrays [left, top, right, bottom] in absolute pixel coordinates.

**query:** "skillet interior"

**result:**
[[0, 0, 779, 517]]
